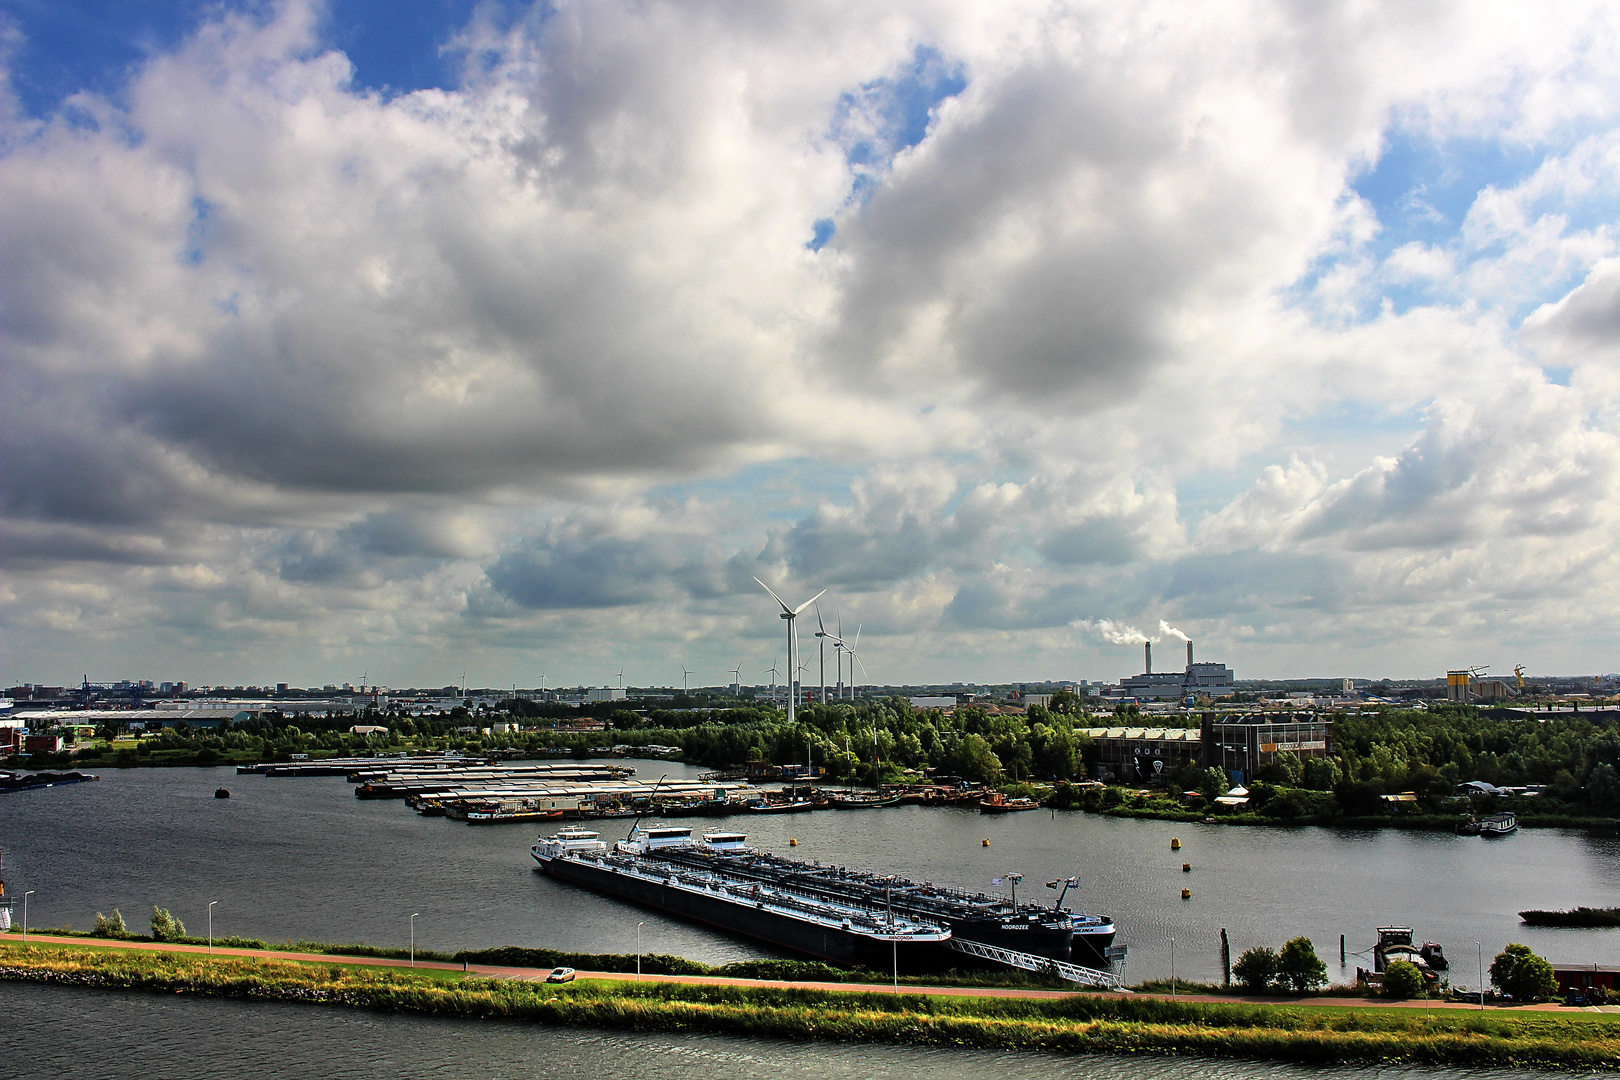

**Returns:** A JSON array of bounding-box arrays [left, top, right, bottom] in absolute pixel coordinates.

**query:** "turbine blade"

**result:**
[[753, 577, 793, 613], [815, 603, 826, 634], [792, 588, 828, 615]]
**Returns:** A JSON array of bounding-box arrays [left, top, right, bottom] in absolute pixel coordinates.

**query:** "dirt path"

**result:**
[[5, 933, 1613, 1013]]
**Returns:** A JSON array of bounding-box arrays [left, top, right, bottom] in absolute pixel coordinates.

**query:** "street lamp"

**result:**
[[1005, 872, 1023, 910], [411, 913, 420, 967], [1170, 934, 1176, 1001], [1477, 941, 1484, 1010], [207, 901, 218, 955], [22, 891, 33, 943], [637, 921, 644, 980]]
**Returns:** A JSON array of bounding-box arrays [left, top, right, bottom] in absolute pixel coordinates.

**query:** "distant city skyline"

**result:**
[[5, 2, 1620, 685]]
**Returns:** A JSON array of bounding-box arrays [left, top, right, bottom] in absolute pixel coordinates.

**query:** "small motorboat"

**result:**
[[747, 799, 815, 814], [214, 788, 231, 799]]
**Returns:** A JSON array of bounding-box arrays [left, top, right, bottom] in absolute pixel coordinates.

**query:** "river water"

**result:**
[[3, 761, 1618, 987], [1, 980, 1590, 1080]]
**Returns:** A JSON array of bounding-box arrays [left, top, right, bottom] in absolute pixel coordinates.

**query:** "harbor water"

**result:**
[[2, 760, 1618, 985], [2, 980, 1591, 1080]]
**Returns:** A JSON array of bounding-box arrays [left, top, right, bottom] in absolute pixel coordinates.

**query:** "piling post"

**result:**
[[1220, 927, 1230, 988], [1340, 933, 1346, 964]]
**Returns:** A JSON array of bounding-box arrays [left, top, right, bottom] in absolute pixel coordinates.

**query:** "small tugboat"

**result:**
[[979, 792, 1040, 814]]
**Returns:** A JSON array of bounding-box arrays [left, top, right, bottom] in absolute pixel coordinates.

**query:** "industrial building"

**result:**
[[1116, 641, 1235, 700], [1080, 726, 1202, 781], [1199, 713, 1334, 784]]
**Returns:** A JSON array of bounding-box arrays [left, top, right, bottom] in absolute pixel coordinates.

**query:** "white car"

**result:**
[[545, 966, 577, 983]]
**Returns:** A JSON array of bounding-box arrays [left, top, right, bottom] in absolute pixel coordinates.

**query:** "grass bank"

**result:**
[[1, 943, 1616, 1068]]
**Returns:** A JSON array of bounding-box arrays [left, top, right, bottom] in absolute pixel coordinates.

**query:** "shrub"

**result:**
[[1232, 947, 1279, 992], [150, 905, 186, 942], [1383, 960, 1425, 999], [91, 909, 128, 938]]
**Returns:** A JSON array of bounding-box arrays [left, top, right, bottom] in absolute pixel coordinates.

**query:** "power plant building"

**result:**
[[1117, 641, 1235, 699]]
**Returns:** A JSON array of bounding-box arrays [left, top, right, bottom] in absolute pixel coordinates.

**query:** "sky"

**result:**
[[3, 0, 1620, 690]]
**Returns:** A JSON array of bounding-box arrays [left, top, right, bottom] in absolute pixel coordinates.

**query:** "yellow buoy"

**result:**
[[1181, 888, 1192, 899], [982, 838, 991, 847], [789, 838, 798, 846], [1182, 863, 1191, 872], [1171, 838, 1181, 850]]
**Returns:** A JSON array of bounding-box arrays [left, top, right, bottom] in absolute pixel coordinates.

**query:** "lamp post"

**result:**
[[1477, 941, 1484, 1010], [207, 901, 218, 955], [1006, 872, 1022, 910], [637, 921, 644, 980], [22, 891, 33, 943], [411, 913, 420, 967]]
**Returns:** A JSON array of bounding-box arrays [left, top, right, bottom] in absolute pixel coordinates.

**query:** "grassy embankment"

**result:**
[[1, 941, 1617, 1067], [3, 927, 1063, 989]]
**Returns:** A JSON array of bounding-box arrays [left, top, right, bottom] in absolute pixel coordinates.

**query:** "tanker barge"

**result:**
[[637, 839, 1113, 964], [532, 826, 950, 969], [534, 825, 1114, 968]]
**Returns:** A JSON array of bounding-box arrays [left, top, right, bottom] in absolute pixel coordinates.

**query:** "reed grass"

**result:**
[[1, 943, 1616, 1067]]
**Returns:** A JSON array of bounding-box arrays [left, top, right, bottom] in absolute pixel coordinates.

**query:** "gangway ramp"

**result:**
[[945, 938, 1123, 989]]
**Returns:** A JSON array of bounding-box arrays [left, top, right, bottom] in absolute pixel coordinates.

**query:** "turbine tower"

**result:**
[[814, 604, 832, 706], [843, 625, 865, 700], [728, 661, 743, 696], [754, 578, 825, 727], [680, 665, 692, 694]]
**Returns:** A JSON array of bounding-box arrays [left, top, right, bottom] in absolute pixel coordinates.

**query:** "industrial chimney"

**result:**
[[1187, 641, 1194, 668], [1144, 641, 1152, 673]]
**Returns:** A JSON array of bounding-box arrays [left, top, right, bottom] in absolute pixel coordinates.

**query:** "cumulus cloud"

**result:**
[[4, 0, 1620, 683]]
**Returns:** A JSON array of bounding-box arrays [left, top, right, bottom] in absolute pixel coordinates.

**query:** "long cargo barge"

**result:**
[[533, 826, 950, 969], [638, 842, 1112, 964]]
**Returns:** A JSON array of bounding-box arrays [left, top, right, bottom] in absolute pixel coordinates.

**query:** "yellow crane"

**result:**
[[1513, 664, 1526, 691]]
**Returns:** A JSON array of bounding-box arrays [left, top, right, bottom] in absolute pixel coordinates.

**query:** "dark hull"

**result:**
[[537, 856, 940, 970], [940, 918, 1074, 960], [1070, 927, 1118, 967]]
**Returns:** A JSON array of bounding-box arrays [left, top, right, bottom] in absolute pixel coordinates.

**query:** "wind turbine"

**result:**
[[843, 625, 865, 700], [814, 604, 833, 706], [680, 665, 692, 694], [728, 661, 743, 696], [766, 662, 781, 707], [754, 578, 825, 727], [616, 666, 625, 691]]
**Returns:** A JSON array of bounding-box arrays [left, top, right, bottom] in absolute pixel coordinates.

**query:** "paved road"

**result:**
[[5, 933, 1617, 1013]]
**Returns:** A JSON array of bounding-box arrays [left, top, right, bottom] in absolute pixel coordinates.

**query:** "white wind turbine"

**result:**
[[765, 662, 781, 707], [680, 665, 692, 694], [728, 661, 743, 696], [814, 604, 834, 706], [842, 624, 865, 700], [754, 578, 826, 727]]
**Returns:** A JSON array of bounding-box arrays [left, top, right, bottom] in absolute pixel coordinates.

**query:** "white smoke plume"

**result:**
[[1072, 619, 1152, 645], [1157, 621, 1191, 643]]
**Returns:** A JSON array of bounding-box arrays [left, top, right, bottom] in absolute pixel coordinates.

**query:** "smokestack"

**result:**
[[1187, 641, 1194, 668], [1145, 641, 1152, 673]]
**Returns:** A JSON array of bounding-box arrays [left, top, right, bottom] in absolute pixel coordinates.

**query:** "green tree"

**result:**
[[1490, 943, 1558, 1001], [1276, 936, 1328, 992], [1199, 767, 1228, 801], [1232, 946, 1279, 992], [1383, 960, 1425, 999]]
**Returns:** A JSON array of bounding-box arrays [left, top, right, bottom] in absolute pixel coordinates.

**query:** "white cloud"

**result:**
[[4, 0, 1620, 683]]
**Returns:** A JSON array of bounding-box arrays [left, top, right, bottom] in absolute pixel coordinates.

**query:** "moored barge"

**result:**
[[532, 826, 951, 969]]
